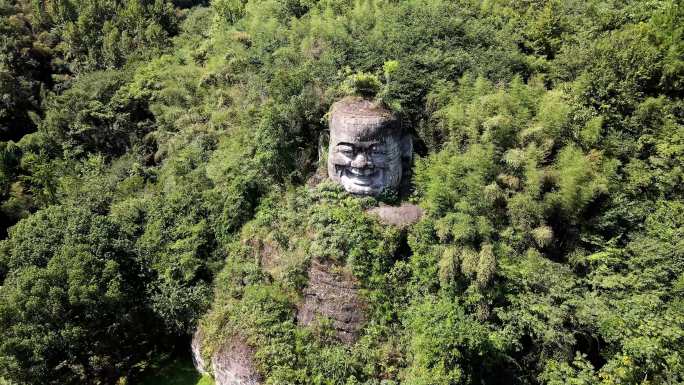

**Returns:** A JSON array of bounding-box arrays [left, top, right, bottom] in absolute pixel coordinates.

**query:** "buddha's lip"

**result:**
[[343, 167, 379, 186], [348, 167, 376, 176]]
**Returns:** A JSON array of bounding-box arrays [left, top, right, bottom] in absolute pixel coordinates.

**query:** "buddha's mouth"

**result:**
[[342, 167, 379, 186]]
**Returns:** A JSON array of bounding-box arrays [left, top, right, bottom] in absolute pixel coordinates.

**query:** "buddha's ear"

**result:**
[[400, 133, 413, 162]]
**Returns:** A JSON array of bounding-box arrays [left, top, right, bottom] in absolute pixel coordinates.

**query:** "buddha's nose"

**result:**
[[351, 153, 371, 168]]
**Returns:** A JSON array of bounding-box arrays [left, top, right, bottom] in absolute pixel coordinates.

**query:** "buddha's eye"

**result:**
[[337, 145, 354, 156], [370, 145, 385, 155]]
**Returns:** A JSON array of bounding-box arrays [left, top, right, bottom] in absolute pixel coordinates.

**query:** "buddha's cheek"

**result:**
[[330, 156, 352, 177], [368, 169, 385, 188], [383, 160, 402, 186]]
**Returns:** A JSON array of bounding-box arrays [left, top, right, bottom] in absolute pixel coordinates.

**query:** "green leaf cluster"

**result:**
[[0, 0, 681, 384]]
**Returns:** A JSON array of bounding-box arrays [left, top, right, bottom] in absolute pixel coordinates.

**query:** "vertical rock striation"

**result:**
[[297, 260, 367, 344], [191, 329, 208, 375]]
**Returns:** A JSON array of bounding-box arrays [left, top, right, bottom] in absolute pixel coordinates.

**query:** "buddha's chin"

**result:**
[[340, 168, 383, 195]]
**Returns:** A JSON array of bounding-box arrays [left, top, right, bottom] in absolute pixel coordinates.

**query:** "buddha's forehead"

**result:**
[[330, 115, 399, 143]]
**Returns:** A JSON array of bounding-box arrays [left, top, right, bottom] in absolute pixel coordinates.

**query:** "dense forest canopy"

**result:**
[[0, 0, 682, 384]]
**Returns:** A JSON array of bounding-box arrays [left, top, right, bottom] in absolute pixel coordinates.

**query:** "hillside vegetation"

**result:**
[[0, 0, 683, 384]]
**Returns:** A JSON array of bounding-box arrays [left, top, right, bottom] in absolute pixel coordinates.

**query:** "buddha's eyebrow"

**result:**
[[338, 141, 381, 148]]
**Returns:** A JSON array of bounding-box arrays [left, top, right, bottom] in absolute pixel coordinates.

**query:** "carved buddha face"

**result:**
[[328, 98, 410, 195]]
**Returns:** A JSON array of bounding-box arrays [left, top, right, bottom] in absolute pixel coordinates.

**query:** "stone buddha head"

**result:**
[[328, 97, 411, 195]]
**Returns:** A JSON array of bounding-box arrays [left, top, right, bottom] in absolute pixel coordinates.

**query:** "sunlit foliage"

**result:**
[[0, 0, 682, 384]]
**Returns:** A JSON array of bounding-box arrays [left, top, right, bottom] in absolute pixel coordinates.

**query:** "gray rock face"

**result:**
[[328, 97, 412, 196], [191, 329, 208, 375], [368, 203, 423, 227], [211, 338, 262, 385], [297, 260, 367, 344], [191, 329, 262, 385]]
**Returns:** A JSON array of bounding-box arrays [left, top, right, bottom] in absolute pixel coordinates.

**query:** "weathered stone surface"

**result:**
[[328, 97, 412, 196], [245, 237, 280, 274], [368, 203, 423, 227], [297, 260, 366, 344], [211, 337, 262, 385], [191, 329, 208, 375], [191, 329, 262, 385]]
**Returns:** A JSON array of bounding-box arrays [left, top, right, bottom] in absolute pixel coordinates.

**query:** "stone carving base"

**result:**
[[367, 203, 423, 227], [297, 260, 366, 344]]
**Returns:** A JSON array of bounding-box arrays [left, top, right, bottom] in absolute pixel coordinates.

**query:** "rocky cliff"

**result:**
[[297, 260, 367, 344]]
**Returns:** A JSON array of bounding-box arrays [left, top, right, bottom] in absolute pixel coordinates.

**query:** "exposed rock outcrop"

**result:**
[[212, 337, 262, 385], [191, 329, 262, 385], [191, 329, 208, 375], [368, 203, 423, 227], [297, 260, 366, 344]]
